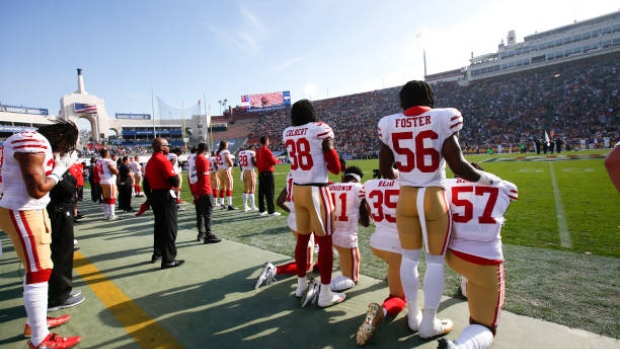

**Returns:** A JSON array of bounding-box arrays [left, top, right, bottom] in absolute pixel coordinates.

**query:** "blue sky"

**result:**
[[1, 0, 618, 122]]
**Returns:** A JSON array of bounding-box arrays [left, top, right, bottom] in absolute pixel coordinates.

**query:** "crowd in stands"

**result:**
[[66, 52, 617, 160], [82, 143, 152, 158], [246, 52, 618, 158]]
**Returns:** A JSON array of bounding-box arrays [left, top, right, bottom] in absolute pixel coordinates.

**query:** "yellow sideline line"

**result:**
[[73, 251, 183, 349]]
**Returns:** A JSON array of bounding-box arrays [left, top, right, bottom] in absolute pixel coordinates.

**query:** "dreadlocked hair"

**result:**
[[399, 80, 435, 109], [291, 99, 317, 126], [38, 119, 79, 154]]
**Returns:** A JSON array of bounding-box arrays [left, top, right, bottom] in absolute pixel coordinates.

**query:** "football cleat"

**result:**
[[330, 275, 356, 292], [437, 338, 457, 349], [317, 284, 346, 308], [356, 302, 384, 346], [24, 315, 71, 337], [301, 280, 319, 307], [135, 202, 149, 217], [419, 317, 454, 339], [27, 333, 80, 349], [254, 262, 277, 289]]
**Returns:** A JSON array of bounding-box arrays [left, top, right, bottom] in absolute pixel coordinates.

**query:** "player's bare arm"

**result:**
[[379, 144, 397, 179], [358, 199, 370, 227], [15, 152, 57, 199], [276, 187, 290, 212], [442, 134, 481, 182]]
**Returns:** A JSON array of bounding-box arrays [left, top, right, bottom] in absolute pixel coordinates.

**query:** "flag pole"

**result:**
[[209, 104, 213, 152], [151, 89, 156, 140], [182, 101, 187, 153], [203, 93, 208, 142]]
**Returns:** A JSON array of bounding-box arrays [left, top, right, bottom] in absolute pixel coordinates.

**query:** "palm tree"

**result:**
[[218, 99, 228, 115]]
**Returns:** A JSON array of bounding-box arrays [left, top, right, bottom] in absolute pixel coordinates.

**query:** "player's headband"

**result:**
[[344, 173, 361, 182]]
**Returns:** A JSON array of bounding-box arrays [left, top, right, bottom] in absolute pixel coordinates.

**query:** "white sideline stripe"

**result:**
[[549, 162, 572, 248]]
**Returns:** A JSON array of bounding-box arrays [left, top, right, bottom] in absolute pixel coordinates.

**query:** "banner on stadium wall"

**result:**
[[0, 125, 37, 132], [0, 104, 49, 116], [116, 113, 151, 120], [240, 91, 291, 112]]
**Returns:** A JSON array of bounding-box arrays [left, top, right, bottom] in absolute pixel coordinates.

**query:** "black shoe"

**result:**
[[197, 233, 205, 242], [76, 214, 86, 219], [151, 255, 162, 264], [204, 234, 222, 244], [48, 294, 86, 312], [227, 205, 237, 211], [161, 260, 185, 269]]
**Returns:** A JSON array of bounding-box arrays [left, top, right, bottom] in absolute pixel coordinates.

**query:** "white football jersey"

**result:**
[[364, 179, 401, 254], [97, 158, 117, 185], [130, 160, 142, 174], [378, 107, 463, 188], [208, 155, 218, 173], [168, 153, 181, 174], [187, 153, 198, 185], [238, 150, 256, 171], [284, 173, 297, 232], [282, 122, 335, 185], [0, 131, 54, 210], [216, 149, 232, 170], [329, 181, 365, 248], [446, 177, 518, 261]]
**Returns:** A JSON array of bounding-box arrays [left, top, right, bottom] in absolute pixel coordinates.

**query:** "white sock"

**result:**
[[400, 249, 421, 306], [109, 204, 115, 217], [242, 193, 247, 206], [455, 324, 494, 349], [103, 204, 109, 217], [423, 254, 445, 310], [401, 249, 421, 330], [295, 277, 309, 297], [249, 193, 255, 207], [24, 282, 50, 346], [319, 283, 333, 298], [227, 196, 233, 206]]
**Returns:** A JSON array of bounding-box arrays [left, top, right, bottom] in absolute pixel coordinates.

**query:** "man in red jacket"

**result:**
[[144, 138, 184, 268], [255, 136, 280, 216]]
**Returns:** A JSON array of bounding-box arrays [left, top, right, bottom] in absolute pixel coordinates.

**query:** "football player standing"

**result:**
[[378, 80, 501, 338], [282, 99, 344, 308]]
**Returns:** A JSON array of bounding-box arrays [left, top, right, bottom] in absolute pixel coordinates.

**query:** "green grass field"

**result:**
[[171, 149, 619, 338]]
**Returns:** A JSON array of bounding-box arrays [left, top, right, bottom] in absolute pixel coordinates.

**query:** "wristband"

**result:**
[[47, 173, 62, 184]]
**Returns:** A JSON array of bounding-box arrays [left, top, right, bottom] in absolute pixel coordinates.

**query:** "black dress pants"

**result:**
[[47, 205, 75, 306], [258, 171, 275, 214], [150, 189, 178, 264]]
